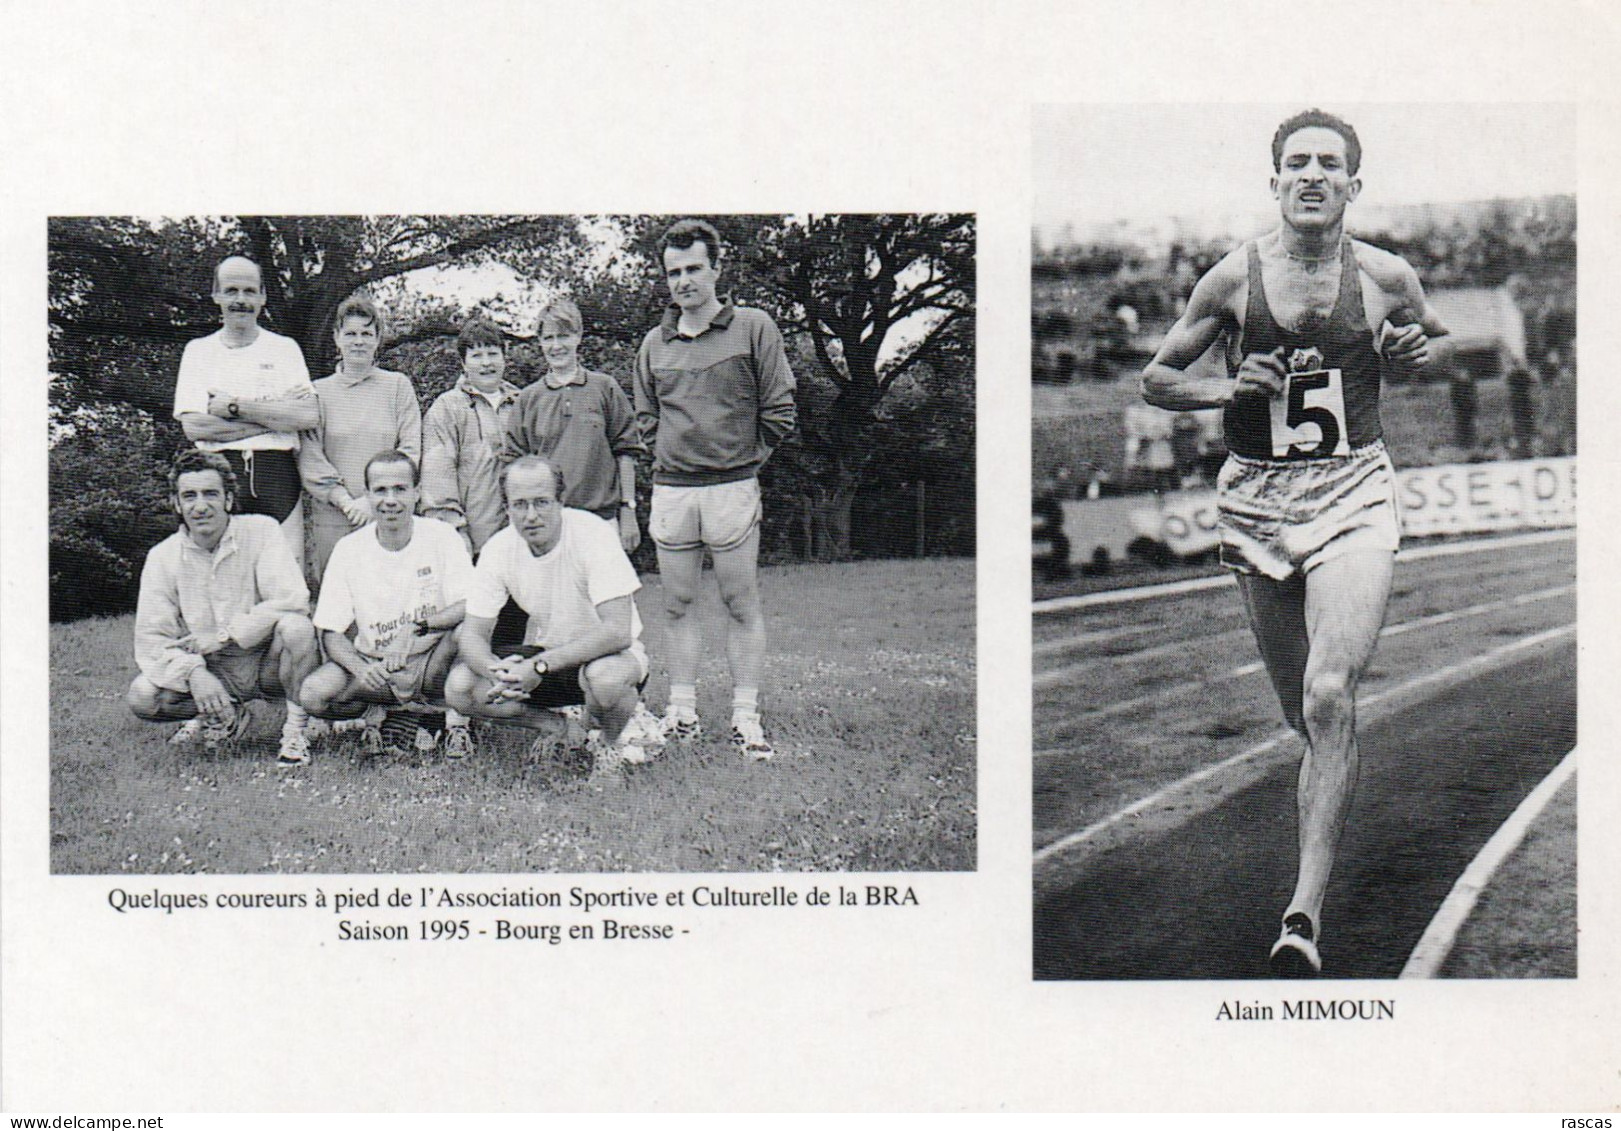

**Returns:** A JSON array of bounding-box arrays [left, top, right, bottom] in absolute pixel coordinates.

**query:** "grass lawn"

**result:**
[[50, 558, 975, 875]]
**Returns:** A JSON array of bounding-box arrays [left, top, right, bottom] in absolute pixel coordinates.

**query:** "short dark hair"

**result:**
[[363, 449, 419, 489], [333, 294, 386, 338], [1272, 109, 1362, 176], [661, 218, 722, 267], [457, 318, 506, 359], [168, 448, 237, 500], [500, 455, 566, 503]]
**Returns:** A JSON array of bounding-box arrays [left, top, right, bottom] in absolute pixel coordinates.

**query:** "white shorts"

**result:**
[[650, 478, 761, 552], [1216, 441, 1400, 580]]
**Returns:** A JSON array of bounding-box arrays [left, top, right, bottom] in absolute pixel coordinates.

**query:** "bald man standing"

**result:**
[[173, 256, 318, 572]]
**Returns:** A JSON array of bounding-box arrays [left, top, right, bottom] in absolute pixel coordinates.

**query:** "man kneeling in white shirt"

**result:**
[[127, 450, 319, 766], [445, 455, 659, 776], [299, 450, 475, 758]]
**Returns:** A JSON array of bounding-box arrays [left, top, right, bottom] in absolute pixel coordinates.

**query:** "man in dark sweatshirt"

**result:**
[[633, 219, 797, 760]]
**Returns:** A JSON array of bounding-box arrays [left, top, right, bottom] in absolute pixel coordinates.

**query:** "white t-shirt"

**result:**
[[468, 509, 643, 657], [172, 328, 313, 451], [314, 517, 473, 658]]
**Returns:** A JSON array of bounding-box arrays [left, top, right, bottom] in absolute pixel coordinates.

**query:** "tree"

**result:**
[[604, 214, 976, 561], [49, 215, 581, 418]]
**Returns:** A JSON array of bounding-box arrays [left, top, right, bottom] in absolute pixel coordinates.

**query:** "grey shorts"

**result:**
[[1216, 441, 1400, 580]]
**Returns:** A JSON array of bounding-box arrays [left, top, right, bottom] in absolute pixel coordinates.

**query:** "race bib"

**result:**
[[1268, 367, 1350, 458]]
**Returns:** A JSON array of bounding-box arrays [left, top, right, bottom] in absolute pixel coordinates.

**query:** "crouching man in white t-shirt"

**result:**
[[299, 450, 476, 758], [445, 455, 657, 775]]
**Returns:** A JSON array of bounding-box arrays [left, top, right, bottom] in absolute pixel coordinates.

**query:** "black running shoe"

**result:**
[[1269, 912, 1322, 977]]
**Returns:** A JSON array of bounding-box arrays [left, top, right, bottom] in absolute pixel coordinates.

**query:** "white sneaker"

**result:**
[[730, 712, 775, 761], [276, 723, 312, 766], [660, 704, 702, 742], [624, 702, 668, 750], [168, 717, 207, 745]]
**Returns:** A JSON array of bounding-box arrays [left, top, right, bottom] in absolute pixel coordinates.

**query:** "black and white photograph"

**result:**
[[48, 213, 977, 875], [1032, 104, 1578, 980]]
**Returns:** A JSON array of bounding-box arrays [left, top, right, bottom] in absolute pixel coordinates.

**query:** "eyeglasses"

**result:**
[[508, 496, 562, 514]]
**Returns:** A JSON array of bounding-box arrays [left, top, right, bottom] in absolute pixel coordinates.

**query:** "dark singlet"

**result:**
[[1223, 240, 1385, 461]]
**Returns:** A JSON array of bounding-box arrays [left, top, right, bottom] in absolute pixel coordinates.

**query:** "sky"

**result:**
[[1033, 103, 1577, 242]]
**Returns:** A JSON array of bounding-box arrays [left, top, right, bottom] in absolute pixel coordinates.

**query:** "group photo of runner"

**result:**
[[48, 213, 977, 875], [1031, 105, 1577, 980]]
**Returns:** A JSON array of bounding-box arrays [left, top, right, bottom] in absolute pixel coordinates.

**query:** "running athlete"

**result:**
[[1141, 109, 1447, 976]]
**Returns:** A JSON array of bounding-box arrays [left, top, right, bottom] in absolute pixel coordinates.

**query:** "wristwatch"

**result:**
[[216, 629, 232, 648], [226, 400, 241, 420], [531, 656, 549, 679]]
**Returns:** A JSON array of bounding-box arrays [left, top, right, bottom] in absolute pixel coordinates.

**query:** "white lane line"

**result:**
[[1401, 748, 1578, 979], [1034, 528, 1574, 616], [1034, 623, 1575, 869], [1033, 584, 1573, 707]]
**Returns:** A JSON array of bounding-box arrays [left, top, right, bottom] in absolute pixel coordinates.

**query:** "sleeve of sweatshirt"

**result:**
[[133, 543, 206, 692], [394, 373, 424, 466], [752, 313, 798, 449], [297, 391, 346, 503], [632, 336, 660, 454], [420, 395, 468, 532], [602, 373, 646, 458]]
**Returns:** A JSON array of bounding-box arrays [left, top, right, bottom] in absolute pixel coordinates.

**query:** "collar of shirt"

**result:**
[[458, 376, 521, 408], [660, 295, 737, 342], [333, 365, 381, 388], [542, 367, 590, 390]]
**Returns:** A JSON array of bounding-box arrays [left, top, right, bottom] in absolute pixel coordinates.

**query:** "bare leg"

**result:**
[[127, 676, 197, 721], [582, 653, 641, 743], [1236, 571, 1309, 736], [1290, 548, 1395, 928], [710, 527, 765, 700], [656, 544, 706, 693]]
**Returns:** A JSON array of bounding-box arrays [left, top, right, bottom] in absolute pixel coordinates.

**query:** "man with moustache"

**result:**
[[633, 219, 797, 760], [172, 255, 317, 572], [445, 456, 652, 774], [1142, 109, 1448, 976], [126, 450, 319, 766], [299, 451, 476, 759]]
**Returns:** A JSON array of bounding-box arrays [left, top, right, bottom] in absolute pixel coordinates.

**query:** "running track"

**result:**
[[1033, 531, 1576, 980]]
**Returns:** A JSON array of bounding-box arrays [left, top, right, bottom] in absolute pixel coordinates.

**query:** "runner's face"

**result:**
[[506, 466, 563, 555], [663, 242, 719, 311], [173, 469, 232, 542], [334, 315, 381, 370], [212, 261, 265, 329], [462, 344, 505, 391], [539, 320, 581, 373], [366, 461, 419, 535], [1272, 127, 1360, 231]]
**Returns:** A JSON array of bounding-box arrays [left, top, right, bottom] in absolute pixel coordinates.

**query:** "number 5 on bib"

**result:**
[[1269, 368, 1350, 458]]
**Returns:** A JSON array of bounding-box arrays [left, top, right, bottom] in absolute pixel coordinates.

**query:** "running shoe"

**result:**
[[1269, 912, 1322, 977], [584, 730, 635, 778], [377, 713, 420, 756], [443, 724, 475, 760], [660, 704, 702, 743], [201, 706, 251, 752], [351, 706, 389, 756], [730, 712, 775, 761], [337, 704, 386, 737], [168, 717, 207, 746], [624, 702, 668, 752], [276, 724, 312, 767]]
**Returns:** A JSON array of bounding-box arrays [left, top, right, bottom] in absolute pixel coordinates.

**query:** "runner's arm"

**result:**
[[1142, 263, 1241, 410]]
